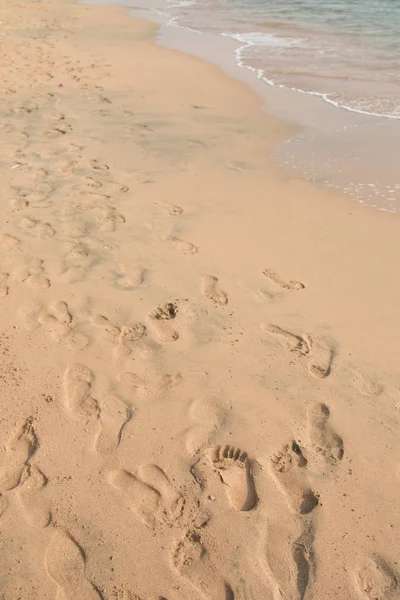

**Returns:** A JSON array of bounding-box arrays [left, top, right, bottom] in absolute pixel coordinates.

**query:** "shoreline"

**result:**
[[0, 0, 399, 597], [86, 0, 400, 213]]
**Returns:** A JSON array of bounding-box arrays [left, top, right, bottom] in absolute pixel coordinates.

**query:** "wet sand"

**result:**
[[0, 0, 399, 598]]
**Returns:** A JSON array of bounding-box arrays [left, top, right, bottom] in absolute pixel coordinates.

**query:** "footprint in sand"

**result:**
[[38, 301, 89, 349], [0, 419, 38, 492], [45, 530, 103, 600], [168, 236, 198, 255], [209, 445, 257, 511], [63, 364, 99, 419], [354, 556, 399, 599], [148, 303, 179, 343], [19, 216, 55, 239], [17, 466, 52, 528], [0, 272, 9, 297], [118, 370, 182, 400], [185, 398, 227, 457], [13, 257, 51, 289], [308, 403, 344, 466], [115, 266, 145, 289], [262, 519, 315, 600], [156, 202, 183, 216], [262, 324, 333, 378], [2, 234, 21, 250], [171, 531, 234, 600], [108, 464, 185, 528], [94, 394, 132, 455], [97, 206, 125, 232], [201, 275, 228, 306], [269, 441, 319, 514], [262, 268, 305, 291], [92, 314, 147, 357]]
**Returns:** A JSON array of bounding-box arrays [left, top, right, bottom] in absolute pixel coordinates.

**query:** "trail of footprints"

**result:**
[[0, 39, 393, 600]]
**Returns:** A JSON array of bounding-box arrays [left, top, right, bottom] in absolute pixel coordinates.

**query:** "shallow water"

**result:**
[[85, 0, 400, 212], [163, 0, 400, 120]]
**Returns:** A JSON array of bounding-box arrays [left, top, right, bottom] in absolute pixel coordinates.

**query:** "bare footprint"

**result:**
[[63, 364, 99, 418], [94, 394, 132, 455], [210, 445, 256, 511], [0, 419, 38, 492], [2, 234, 21, 250], [263, 268, 304, 290], [108, 469, 162, 528], [171, 531, 234, 600], [262, 324, 309, 355], [45, 530, 103, 600], [185, 398, 227, 456], [201, 276, 228, 306], [0, 272, 9, 296], [354, 556, 399, 599], [116, 267, 145, 289], [148, 303, 179, 342], [262, 519, 315, 600], [17, 466, 52, 528], [269, 442, 319, 514], [168, 236, 198, 255], [262, 325, 332, 378], [307, 338, 333, 379], [39, 302, 88, 348], [308, 403, 344, 466], [110, 464, 185, 528], [137, 464, 185, 525]]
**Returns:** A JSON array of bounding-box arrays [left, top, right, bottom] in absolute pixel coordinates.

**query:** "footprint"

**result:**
[[2, 234, 21, 250], [13, 258, 51, 289], [354, 556, 399, 599], [63, 364, 99, 418], [262, 520, 315, 600], [19, 217, 55, 239], [45, 530, 103, 600], [0, 272, 9, 296], [97, 206, 125, 232], [137, 464, 185, 525], [209, 445, 257, 511], [17, 466, 52, 528], [262, 325, 332, 378], [308, 403, 344, 466], [118, 370, 182, 398], [269, 442, 319, 514], [171, 531, 234, 600], [116, 267, 145, 289], [148, 303, 179, 343], [168, 236, 198, 255], [156, 202, 183, 216], [108, 469, 162, 528], [0, 419, 38, 492], [39, 302, 89, 348], [262, 269, 304, 290], [185, 399, 227, 457], [262, 324, 309, 355], [109, 464, 185, 528], [94, 394, 132, 455], [307, 338, 333, 379], [92, 314, 146, 356], [201, 276, 228, 306]]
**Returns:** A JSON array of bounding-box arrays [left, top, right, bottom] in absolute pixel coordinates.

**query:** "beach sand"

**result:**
[[0, 1, 399, 598]]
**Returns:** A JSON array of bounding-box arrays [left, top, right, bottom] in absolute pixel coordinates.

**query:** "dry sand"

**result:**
[[0, 1, 399, 599]]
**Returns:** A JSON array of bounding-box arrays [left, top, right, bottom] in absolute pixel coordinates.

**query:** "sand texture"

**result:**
[[0, 1, 399, 599]]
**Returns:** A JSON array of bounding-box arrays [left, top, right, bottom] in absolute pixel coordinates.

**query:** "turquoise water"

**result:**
[[160, 0, 400, 118]]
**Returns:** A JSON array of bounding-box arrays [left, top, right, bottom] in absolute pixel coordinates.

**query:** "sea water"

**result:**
[[86, 0, 400, 211]]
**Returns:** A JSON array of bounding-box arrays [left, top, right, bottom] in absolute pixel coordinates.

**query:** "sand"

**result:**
[[0, 0, 399, 599]]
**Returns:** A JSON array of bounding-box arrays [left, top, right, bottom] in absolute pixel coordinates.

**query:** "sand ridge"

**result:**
[[0, 0, 399, 598]]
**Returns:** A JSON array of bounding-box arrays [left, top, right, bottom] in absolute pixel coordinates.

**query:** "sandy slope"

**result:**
[[0, 1, 399, 599]]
